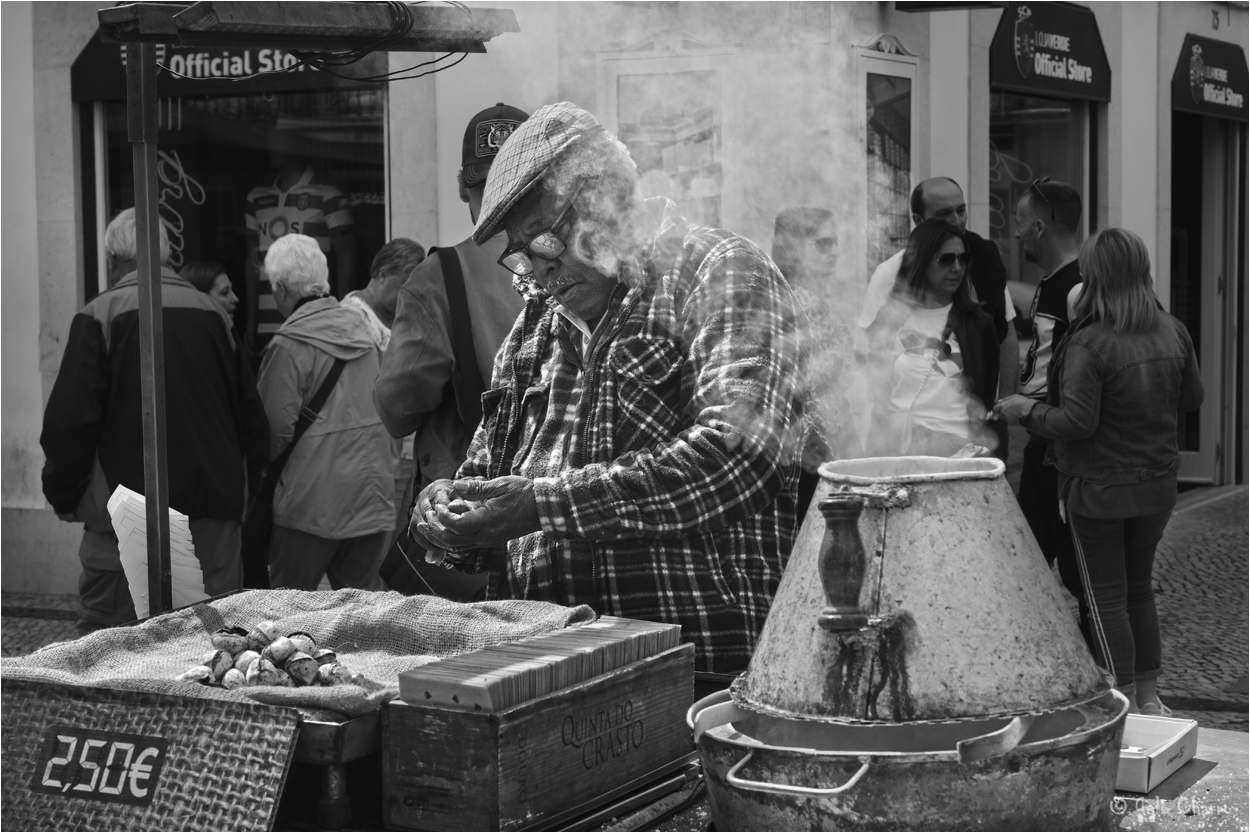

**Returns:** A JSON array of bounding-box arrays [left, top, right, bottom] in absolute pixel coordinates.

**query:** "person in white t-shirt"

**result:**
[[862, 219, 1000, 457]]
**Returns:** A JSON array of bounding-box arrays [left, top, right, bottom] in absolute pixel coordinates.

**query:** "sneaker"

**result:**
[[1138, 700, 1173, 717]]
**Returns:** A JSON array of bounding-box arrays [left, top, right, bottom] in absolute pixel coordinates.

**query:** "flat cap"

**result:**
[[472, 101, 602, 244]]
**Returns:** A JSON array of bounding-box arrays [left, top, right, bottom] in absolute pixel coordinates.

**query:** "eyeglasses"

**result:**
[[811, 236, 837, 256], [498, 179, 587, 278], [934, 252, 973, 269], [1029, 176, 1055, 221]]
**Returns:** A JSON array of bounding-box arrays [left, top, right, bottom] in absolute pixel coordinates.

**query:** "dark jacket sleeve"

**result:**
[[374, 253, 455, 438], [40, 313, 110, 515], [234, 335, 271, 501], [1177, 319, 1205, 413], [972, 233, 1009, 343]]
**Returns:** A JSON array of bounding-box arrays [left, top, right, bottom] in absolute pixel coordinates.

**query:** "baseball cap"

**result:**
[[461, 102, 529, 188], [472, 102, 604, 244]]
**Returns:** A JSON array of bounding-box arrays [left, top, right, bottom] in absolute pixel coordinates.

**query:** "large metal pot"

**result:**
[[694, 455, 1126, 830], [689, 687, 1128, 831]]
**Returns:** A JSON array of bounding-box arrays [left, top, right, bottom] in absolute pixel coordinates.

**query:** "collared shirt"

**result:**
[[459, 199, 808, 673]]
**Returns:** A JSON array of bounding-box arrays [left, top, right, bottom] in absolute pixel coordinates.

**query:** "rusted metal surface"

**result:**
[[737, 456, 1106, 722], [693, 688, 1129, 831]]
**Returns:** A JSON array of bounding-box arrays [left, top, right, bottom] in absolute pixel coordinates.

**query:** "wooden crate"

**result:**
[[382, 643, 694, 831]]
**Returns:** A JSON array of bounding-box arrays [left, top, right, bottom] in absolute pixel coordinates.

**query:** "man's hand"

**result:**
[[409, 479, 459, 562], [991, 394, 1034, 425], [416, 476, 541, 554]]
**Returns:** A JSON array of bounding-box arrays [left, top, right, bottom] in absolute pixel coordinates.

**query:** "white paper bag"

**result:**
[[107, 485, 209, 618]]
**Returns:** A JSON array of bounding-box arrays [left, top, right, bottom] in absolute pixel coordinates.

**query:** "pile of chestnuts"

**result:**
[[176, 620, 362, 689]]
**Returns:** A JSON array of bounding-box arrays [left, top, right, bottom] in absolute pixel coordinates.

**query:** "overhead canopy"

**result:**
[[98, 1, 519, 51], [990, 2, 1111, 102], [1172, 34, 1248, 122], [72, 36, 386, 100]]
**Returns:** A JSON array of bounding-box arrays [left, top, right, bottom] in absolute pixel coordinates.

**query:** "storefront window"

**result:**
[[101, 88, 386, 317], [866, 73, 912, 271], [988, 92, 1087, 289]]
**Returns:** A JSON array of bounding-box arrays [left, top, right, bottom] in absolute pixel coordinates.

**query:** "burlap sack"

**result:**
[[0, 589, 595, 719]]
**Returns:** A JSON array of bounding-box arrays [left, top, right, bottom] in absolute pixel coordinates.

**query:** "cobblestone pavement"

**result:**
[[1153, 486, 1249, 732], [3, 480, 1245, 732]]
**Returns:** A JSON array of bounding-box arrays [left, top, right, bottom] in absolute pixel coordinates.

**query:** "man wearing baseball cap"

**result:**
[[410, 102, 810, 674], [374, 103, 528, 600]]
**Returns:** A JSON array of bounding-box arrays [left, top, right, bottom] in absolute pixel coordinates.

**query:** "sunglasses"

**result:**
[[934, 252, 973, 268], [498, 179, 587, 278], [811, 236, 837, 256], [1029, 176, 1055, 221]]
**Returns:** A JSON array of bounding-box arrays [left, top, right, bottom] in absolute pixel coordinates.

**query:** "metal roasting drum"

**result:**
[[690, 456, 1129, 831]]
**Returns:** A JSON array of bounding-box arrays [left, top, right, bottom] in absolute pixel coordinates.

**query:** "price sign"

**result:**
[[29, 726, 168, 806]]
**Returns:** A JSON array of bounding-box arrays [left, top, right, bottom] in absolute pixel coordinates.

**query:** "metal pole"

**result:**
[[126, 42, 173, 615]]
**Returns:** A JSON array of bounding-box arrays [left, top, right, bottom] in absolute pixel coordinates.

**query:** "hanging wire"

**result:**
[[155, 0, 476, 84]]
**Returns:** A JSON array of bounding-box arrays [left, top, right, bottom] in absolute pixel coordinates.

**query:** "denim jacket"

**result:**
[[1021, 310, 1203, 484]]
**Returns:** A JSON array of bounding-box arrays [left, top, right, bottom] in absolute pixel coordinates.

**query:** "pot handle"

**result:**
[[956, 714, 1035, 763], [725, 750, 870, 796]]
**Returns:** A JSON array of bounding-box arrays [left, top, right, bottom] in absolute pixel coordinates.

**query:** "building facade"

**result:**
[[3, 1, 1245, 594]]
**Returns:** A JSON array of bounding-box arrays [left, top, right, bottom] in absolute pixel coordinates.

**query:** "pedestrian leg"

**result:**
[[1068, 511, 1135, 689], [188, 517, 243, 596], [325, 531, 390, 591], [269, 525, 338, 590]]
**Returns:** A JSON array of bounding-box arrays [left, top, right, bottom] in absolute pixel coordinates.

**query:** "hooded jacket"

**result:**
[[257, 296, 399, 539]]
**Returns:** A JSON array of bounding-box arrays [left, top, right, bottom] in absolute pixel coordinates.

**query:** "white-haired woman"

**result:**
[[254, 234, 400, 591], [994, 228, 1204, 715]]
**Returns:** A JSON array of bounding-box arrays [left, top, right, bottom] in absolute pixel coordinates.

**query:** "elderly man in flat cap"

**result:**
[[410, 102, 809, 673]]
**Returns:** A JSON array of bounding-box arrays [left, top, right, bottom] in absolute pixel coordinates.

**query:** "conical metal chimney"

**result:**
[[734, 456, 1106, 722]]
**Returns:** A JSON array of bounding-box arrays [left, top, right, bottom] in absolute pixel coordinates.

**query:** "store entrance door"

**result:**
[[1170, 112, 1244, 484]]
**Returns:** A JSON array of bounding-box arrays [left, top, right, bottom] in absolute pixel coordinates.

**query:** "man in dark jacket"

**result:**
[[41, 208, 269, 635]]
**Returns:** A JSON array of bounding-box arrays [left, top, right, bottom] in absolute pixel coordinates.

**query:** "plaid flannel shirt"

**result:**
[[459, 201, 808, 672]]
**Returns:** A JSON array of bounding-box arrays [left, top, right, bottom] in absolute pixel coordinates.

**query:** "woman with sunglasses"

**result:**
[[993, 228, 1203, 715], [863, 218, 999, 456]]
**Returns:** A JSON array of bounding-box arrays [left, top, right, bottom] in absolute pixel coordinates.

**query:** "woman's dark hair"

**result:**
[[180, 260, 225, 294], [894, 219, 977, 314], [771, 207, 834, 283]]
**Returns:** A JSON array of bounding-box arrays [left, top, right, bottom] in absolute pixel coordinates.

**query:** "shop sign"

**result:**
[[72, 33, 385, 101], [29, 725, 169, 806], [1172, 34, 1248, 122], [990, 3, 1111, 102]]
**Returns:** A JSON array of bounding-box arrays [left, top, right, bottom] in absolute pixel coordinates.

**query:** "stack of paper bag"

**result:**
[[107, 485, 208, 618]]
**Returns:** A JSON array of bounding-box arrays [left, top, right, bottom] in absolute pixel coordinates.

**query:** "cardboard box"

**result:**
[[382, 643, 694, 831], [1116, 713, 1199, 793]]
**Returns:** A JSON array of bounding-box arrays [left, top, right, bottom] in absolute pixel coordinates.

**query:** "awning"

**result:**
[[990, 3, 1111, 102], [1172, 34, 1248, 122]]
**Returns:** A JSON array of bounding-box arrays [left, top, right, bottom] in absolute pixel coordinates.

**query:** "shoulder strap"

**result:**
[[438, 247, 487, 431], [270, 358, 346, 472]]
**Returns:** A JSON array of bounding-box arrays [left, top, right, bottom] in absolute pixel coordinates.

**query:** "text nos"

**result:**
[[30, 726, 168, 806], [1034, 52, 1093, 83], [561, 700, 646, 770]]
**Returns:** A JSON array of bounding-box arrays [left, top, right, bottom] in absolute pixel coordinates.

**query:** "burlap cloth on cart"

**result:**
[[0, 589, 595, 719]]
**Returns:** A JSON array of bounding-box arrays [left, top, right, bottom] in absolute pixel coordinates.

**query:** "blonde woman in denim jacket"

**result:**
[[994, 228, 1204, 715]]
